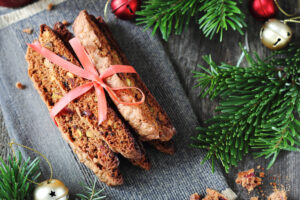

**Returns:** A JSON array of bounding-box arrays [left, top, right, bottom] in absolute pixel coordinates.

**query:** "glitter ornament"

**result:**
[[111, 0, 140, 20]]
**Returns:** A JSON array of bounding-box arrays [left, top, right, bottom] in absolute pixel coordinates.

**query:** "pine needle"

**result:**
[[76, 178, 106, 200], [136, 0, 246, 41], [0, 151, 40, 200], [192, 43, 300, 172]]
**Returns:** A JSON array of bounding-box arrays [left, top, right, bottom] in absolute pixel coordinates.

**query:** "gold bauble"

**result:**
[[34, 179, 69, 200], [260, 19, 292, 50]]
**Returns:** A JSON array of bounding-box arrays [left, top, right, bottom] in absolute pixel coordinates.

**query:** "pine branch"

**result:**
[[136, 0, 246, 41], [136, 0, 200, 41], [0, 151, 40, 200], [192, 43, 300, 172], [76, 178, 106, 200], [199, 0, 246, 41]]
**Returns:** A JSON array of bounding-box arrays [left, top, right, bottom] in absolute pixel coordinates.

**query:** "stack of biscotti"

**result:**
[[25, 10, 175, 186]]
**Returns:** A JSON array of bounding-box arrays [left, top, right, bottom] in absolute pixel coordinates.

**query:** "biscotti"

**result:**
[[73, 10, 176, 142], [37, 25, 143, 160], [26, 30, 122, 185], [53, 22, 152, 170]]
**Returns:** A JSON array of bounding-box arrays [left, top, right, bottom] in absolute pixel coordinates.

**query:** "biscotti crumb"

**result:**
[[22, 28, 33, 34], [203, 188, 228, 200], [236, 168, 262, 192], [62, 20, 70, 26], [267, 189, 287, 200], [190, 193, 201, 200], [15, 82, 24, 89], [250, 197, 259, 200], [47, 3, 53, 11], [257, 165, 261, 169]]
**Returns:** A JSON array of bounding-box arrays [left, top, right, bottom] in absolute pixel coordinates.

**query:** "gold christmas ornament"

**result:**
[[260, 19, 292, 50], [33, 179, 69, 200]]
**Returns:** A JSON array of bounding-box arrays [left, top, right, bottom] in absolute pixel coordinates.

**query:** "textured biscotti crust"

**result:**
[[38, 25, 143, 160], [73, 10, 176, 142], [26, 27, 123, 185], [53, 22, 152, 170], [148, 140, 175, 155]]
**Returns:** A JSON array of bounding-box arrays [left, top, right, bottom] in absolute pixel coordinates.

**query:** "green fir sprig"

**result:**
[[136, 0, 246, 41], [192, 44, 300, 172], [76, 178, 106, 200], [0, 151, 40, 200]]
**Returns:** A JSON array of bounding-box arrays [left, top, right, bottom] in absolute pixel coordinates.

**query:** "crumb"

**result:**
[[236, 168, 262, 192], [259, 172, 265, 178], [190, 193, 201, 200], [257, 165, 261, 169], [62, 20, 70, 26], [15, 82, 24, 89], [250, 197, 259, 200], [267, 189, 287, 200], [203, 188, 228, 200], [270, 182, 277, 187], [22, 28, 33, 34], [47, 3, 53, 10]]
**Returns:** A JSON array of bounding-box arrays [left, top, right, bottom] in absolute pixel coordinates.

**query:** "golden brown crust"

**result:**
[[38, 24, 142, 160], [73, 10, 176, 142], [128, 139, 151, 170], [26, 31, 122, 185]]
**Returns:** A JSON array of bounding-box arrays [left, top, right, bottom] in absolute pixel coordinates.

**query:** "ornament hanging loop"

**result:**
[[9, 141, 53, 185], [104, 0, 112, 21], [273, 0, 299, 17], [284, 16, 300, 24]]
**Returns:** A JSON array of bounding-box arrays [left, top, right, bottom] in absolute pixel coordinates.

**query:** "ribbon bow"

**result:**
[[28, 38, 145, 125]]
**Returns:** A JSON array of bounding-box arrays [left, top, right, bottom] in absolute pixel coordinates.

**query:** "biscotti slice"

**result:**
[[73, 10, 176, 142], [53, 22, 152, 170], [91, 16, 176, 154], [26, 45, 122, 185], [37, 24, 143, 160], [128, 139, 151, 170]]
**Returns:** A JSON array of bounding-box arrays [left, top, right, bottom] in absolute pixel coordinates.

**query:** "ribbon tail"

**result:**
[[27, 42, 96, 81], [69, 38, 99, 75], [49, 83, 94, 124], [94, 83, 107, 125]]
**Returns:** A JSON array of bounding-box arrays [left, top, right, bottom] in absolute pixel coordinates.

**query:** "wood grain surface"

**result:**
[[0, 1, 299, 199]]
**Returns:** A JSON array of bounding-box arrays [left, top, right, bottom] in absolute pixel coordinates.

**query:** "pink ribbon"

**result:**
[[28, 38, 145, 125]]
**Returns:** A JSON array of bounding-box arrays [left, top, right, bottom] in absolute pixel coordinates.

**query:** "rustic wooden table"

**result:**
[[0, 1, 299, 199]]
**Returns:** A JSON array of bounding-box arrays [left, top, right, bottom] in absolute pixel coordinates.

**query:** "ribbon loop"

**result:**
[[28, 38, 145, 125], [104, 86, 145, 105]]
